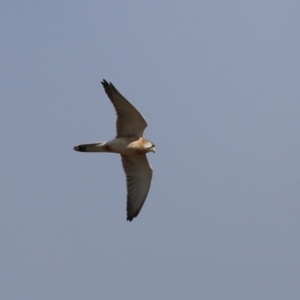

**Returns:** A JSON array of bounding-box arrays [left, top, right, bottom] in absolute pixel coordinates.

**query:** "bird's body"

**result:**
[[74, 137, 154, 155], [74, 80, 155, 221]]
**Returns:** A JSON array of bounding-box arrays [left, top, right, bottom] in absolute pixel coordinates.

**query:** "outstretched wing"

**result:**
[[101, 80, 147, 138], [121, 154, 153, 221]]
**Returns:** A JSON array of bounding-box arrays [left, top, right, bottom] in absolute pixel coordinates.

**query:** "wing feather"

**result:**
[[121, 154, 153, 221], [101, 80, 147, 137]]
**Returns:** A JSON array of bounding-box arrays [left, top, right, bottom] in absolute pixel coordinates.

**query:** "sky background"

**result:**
[[1, 1, 300, 299]]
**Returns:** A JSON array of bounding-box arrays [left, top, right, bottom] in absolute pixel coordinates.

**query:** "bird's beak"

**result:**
[[151, 147, 156, 153]]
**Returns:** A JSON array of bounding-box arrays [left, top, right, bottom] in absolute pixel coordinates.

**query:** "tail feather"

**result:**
[[74, 142, 108, 152]]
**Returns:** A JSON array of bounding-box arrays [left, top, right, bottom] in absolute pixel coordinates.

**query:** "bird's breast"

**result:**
[[105, 137, 146, 155]]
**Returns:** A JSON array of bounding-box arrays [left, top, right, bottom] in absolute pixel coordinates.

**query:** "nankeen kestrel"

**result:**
[[74, 80, 155, 221]]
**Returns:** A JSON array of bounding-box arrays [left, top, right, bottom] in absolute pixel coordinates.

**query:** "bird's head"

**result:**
[[145, 141, 156, 153], [149, 144, 156, 153]]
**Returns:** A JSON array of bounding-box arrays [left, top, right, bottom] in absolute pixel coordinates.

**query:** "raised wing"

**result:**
[[101, 80, 147, 138], [121, 154, 153, 221]]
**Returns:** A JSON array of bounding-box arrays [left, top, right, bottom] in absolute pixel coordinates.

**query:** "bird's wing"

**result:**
[[121, 154, 153, 221], [101, 80, 147, 138]]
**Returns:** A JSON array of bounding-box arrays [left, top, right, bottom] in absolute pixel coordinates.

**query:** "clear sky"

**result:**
[[1, 2, 300, 299]]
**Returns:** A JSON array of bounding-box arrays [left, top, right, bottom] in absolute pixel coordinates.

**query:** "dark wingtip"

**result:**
[[101, 79, 117, 92], [101, 79, 109, 87], [127, 210, 138, 222]]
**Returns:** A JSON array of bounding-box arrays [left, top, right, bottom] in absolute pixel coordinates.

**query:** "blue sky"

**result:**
[[1, 2, 300, 299]]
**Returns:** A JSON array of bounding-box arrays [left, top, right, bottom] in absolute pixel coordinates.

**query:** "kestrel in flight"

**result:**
[[74, 80, 155, 221]]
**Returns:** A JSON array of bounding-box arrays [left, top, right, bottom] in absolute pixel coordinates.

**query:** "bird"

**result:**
[[74, 80, 156, 221]]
